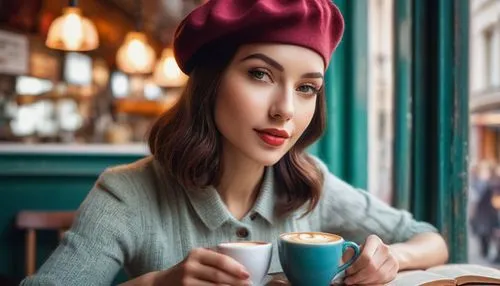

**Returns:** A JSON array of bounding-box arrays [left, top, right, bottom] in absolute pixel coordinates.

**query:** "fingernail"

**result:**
[[344, 278, 352, 285], [240, 269, 250, 279], [243, 280, 253, 286]]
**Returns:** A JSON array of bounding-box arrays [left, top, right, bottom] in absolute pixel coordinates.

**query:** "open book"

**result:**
[[388, 264, 500, 286]]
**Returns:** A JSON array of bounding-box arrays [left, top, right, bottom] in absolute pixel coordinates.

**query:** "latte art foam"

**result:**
[[281, 232, 340, 244]]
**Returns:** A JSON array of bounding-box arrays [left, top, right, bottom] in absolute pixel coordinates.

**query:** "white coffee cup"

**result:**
[[217, 241, 272, 285]]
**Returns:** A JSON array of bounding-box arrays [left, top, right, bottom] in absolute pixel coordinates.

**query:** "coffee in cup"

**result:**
[[278, 231, 360, 286], [280, 232, 341, 244], [217, 241, 272, 285]]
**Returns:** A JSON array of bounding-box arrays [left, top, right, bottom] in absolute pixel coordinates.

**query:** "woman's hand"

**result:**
[[343, 235, 399, 285], [154, 248, 252, 286]]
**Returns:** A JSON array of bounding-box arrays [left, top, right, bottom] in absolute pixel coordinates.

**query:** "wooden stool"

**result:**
[[16, 211, 76, 276]]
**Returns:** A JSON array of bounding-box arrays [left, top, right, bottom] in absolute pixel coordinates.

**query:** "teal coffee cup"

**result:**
[[278, 232, 360, 286]]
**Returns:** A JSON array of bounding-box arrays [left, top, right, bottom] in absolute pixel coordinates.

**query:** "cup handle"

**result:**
[[337, 241, 360, 273]]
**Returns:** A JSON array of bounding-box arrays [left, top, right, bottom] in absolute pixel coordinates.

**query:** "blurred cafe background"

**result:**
[[0, 0, 194, 146], [0, 0, 497, 284]]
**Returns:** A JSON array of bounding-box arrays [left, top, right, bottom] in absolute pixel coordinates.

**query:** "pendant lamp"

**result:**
[[45, 0, 99, 51], [116, 0, 156, 74], [153, 47, 188, 87]]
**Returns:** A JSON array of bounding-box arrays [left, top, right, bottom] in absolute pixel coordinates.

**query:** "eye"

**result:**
[[297, 84, 320, 96], [248, 69, 273, 82]]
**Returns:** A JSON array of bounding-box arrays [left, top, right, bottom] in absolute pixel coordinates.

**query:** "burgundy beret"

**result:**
[[173, 0, 345, 74]]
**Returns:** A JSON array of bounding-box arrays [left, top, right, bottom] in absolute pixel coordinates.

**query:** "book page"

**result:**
[[427, 264, 500, 285], [387, 270, 455, 286]]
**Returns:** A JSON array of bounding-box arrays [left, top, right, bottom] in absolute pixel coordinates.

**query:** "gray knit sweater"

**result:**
[[21, 156, 437, 285]]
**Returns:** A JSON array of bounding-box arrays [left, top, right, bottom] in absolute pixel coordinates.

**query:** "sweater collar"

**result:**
[[185, 166, 276, 230]]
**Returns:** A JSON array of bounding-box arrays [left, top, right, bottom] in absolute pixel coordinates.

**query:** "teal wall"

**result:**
[[0, 151, 144, 283]]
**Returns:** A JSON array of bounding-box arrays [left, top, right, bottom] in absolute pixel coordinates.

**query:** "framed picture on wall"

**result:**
[[0, 30, 28, 75]]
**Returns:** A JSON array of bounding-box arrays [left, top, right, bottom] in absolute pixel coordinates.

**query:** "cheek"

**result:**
[[215, 79, 269, 129], [295, 100, 317, 133]]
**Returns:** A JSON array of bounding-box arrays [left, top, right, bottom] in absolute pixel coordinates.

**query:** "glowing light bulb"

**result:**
[[153, 48, 188, 87], [163, 57, 182, 79], [116, 32, 156, 74], [126, 39, 148, 71], [61, 12, 84, 50], [45, 7, 99, 51]]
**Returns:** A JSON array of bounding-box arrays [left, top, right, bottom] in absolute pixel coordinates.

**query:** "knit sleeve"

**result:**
[[311, 156, 438, 245], [20, 170, 142, 286]]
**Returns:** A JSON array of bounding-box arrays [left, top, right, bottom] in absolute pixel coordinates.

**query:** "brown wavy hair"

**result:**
[[148, 45, 325, 218]]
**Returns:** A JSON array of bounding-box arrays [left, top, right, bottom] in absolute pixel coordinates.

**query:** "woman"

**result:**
[[470, 176, 500, 260], [22, 0, 448, 285]]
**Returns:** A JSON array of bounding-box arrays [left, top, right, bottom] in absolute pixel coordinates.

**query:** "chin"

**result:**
[[248, 150, 287, 166]]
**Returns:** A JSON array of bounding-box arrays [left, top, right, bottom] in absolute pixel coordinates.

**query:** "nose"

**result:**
[[270, 86, 294, 121]]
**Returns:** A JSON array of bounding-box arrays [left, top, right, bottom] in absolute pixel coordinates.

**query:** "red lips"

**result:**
[[255, 128, 290, 147]]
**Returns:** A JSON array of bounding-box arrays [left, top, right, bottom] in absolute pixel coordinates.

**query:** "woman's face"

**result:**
[[214, 43, 324, 166]]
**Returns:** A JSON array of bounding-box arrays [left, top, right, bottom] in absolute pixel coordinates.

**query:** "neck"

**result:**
[[216, 142, 265, 220]]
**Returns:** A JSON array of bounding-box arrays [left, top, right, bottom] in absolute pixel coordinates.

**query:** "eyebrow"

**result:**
[[301, 72, 324, 80], [240, 53, 324, 79], [241, 53, 284, 71]]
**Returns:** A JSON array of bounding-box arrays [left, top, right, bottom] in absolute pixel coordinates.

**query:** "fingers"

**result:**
[[342, 247, 355, 264], [344, 235, 399, 285], [176, 277, 216, 286], [179, 278, 232, 286], [347, 255, 397, 285], [157, 248, 253, 286], [378, 259, 399, 283], [189, 262, 252, 286], [192, 248, 250, 279], [346, 235, 380, 276], [347, 244, 388, 283]]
